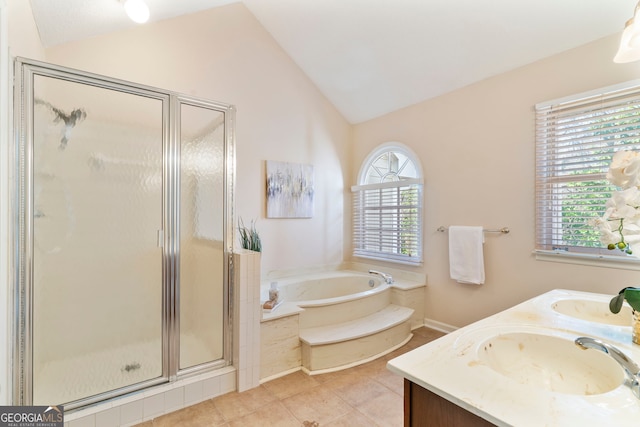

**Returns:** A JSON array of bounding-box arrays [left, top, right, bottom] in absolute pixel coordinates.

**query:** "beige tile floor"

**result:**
[[137, 327, 445, 427]]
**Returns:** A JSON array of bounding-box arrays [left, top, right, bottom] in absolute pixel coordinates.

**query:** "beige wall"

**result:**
[[41, 3, 351, 275], [352, 34, 640, 328], [7, 0, 44, 59]]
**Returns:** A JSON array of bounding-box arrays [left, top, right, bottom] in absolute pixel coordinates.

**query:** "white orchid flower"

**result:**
[[607, 150, 640, 189], [594, 150, 640, 255]]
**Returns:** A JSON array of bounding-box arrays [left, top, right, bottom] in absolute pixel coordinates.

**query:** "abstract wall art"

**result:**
[[266, 160, 314, 218]]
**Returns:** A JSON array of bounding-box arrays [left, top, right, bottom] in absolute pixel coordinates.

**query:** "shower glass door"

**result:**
[[30, 73, 166, 406], [14, 58, 234, 410]]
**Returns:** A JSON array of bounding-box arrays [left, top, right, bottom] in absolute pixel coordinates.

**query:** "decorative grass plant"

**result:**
[[238, 218, 262, 253]]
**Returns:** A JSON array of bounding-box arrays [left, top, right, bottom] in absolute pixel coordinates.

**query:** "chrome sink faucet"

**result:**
[[575, 336, 640, 399], [368, 269, 394, 284]]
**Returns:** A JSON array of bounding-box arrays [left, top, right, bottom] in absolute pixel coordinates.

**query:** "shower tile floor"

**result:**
[[136, 327, 445, 427], [36, 334, 215, 405]]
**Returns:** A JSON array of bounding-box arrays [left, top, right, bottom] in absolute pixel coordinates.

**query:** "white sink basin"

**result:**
[[478, 332, 624, 395], [551, 299, 632, 326]]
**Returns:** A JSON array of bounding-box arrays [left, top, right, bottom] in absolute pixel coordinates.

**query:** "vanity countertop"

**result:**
[[387, 289, 640, 426]]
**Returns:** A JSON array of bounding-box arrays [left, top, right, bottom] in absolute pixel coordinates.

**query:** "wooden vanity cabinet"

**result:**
[[404, 379, 496, 427]]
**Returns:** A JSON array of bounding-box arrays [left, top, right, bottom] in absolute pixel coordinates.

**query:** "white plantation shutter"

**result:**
[[352, 178, 423, 264], [535, 81, 640, 256]]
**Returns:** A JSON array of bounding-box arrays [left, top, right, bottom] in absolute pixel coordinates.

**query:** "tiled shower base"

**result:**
[[63, 366, 236, 427], [35, 334, 216, 405], [28, 334, 235, 427]]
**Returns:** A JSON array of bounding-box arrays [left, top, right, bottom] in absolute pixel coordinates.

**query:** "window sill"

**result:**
[[353, 254, 423, 267], [534, 250, 640, 271]]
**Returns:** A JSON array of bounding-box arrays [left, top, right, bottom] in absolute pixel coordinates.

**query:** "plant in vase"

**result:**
[[592, 150, 640, 344], [610, 287, 640, 345]]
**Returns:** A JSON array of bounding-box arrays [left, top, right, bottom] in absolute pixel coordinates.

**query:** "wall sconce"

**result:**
[[123, 0, 150, 24], [615, 1, 640, 63]]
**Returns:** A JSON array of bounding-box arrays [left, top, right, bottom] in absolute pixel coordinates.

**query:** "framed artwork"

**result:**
[[266, 160, 314, 218]]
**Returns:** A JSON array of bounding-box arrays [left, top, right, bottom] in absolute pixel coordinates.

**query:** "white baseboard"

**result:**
[[423, 318, 458, 334]]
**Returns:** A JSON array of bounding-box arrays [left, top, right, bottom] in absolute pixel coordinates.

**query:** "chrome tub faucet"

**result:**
[[368, 269, 394, 284], [575, 336, 640, 399]]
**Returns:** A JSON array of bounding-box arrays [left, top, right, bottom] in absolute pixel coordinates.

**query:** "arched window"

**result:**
[[352, 143, 423, 264]]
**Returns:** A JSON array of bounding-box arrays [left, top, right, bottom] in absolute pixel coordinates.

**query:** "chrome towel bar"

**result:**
[[437, 226, 510, 234]]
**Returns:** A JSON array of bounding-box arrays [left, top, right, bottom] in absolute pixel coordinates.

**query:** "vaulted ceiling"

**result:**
[[29, 0, 636, 123]]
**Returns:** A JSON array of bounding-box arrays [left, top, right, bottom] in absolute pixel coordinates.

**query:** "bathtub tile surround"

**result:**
[[391, 286, 425, 329], [260, 264, 426, 380], [388, 289, 640, 426], [260, 315, 302, 379]]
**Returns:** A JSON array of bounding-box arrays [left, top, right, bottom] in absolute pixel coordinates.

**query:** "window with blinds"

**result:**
[[352, 145, 423, 265], [535, 81, 640, 256], [352, 180, 422, 264]]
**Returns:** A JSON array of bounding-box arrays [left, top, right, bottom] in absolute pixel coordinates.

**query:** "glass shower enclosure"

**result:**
[[12, 58, 234, 410]]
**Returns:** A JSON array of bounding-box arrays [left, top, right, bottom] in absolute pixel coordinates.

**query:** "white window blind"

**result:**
[[535, 81, 640, 255], [352, 179, 423, 264]]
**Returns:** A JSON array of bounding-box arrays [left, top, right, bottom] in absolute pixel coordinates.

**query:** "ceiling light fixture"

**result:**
[[615, 1, 640, 63], [123, 0, 150, 24]]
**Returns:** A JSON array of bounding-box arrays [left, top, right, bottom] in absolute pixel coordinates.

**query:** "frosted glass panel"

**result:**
[[31, 75, 164, 405], [179, 103, 225, 369]]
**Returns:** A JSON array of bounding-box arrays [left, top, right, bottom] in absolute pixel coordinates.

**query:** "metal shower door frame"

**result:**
[[11, 57, 235, 411]]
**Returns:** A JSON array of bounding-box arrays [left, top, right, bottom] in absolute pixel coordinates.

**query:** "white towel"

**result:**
[[449, 226, 485, 285]]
